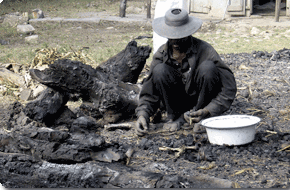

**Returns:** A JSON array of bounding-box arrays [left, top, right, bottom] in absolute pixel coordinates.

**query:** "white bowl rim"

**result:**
[[201, 114, 261, 129]]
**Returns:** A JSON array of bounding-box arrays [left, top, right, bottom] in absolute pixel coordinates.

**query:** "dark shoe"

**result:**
[[163, 116, 186, 132], [29, 69, 54, 84]]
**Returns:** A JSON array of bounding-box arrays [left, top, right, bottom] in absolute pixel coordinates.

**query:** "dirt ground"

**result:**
[[1, 12, 290, 188]]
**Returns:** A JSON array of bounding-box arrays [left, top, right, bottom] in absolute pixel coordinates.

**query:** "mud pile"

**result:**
[[1, 49, 290, 188]]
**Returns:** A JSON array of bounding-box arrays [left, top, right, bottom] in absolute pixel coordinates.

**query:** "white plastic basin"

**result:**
[[201, 115, 261, 146]]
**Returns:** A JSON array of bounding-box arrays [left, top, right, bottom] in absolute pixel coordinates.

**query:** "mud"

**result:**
[[1, 49, 290, 188]]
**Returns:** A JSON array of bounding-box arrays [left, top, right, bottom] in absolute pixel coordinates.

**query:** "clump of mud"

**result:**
[[1, 49, 290, 188]]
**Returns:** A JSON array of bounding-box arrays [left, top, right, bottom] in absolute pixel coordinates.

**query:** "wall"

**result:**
[[208, 0, 229, 18]]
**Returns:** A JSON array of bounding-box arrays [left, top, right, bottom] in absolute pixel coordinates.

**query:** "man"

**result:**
[[135, 8, 237, 136]]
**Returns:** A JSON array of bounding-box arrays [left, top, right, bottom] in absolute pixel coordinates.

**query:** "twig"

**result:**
[[126, 147, 134, 165], [266, 130, 277, 134], [256, 122, 263, 129], [248, 85, 253, 100], [159, 145, 197, 157], [198, 162, 217, 170], [232, 182, 241, 188], [104, 122, 134, 130], [231, 168, 254, 176], [3, 125, 12, 133], [265, 130, 277, 137], [277, 144, 290, 152], [282, 79, 290, 85], [70, 46, 78, 58], [265, 134, 275, 138], [246, 107, 267, 115], [179, 182, 188, 188], [147, 130, 176, 136]]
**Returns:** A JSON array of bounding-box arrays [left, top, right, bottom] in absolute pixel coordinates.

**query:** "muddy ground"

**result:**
[[1, 14, 290, 188]]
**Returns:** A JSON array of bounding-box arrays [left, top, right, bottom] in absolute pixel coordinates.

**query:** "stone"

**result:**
[[25, 35, 38, 44], [32, 84, 46, 98], [70, 116, 100, 133], [2, 13, 28, 26], [20, 88, 33, 101], [17, 24, 35, 34], [234, 25, 249, 35], [0, 67, 26, 87], [216, 29, 222, 34], [231, 38, 239, 43], [32, 9, 44, 19], [250, 27, 261, 36], [0, 40, 9, 45], [260, 31, 273, 37], [91, 148, 123, 162]]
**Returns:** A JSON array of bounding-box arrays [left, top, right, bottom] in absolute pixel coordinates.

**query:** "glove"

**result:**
[[184, 108, 210, 124], [135, 115, 148, 136]]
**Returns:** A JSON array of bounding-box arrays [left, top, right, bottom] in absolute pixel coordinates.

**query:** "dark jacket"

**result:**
[[136, 36, 237, 120]]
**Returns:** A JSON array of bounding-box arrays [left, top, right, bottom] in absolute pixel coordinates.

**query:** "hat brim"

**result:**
[[152, 16, 203, 39]]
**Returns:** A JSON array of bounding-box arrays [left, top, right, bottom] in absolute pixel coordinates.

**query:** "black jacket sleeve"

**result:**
[[195, 40, 237, 116], [135, 45, 166, 120]]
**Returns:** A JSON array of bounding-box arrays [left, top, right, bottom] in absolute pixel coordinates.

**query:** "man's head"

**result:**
[[152, 8, 203, 39], [168, 36, 190, 52]]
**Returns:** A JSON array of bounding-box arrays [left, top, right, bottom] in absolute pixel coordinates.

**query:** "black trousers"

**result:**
[[151, 60, 222, 120]]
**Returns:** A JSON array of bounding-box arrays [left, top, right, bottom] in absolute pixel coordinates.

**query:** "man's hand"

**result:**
[[135, 116, 148, 136], [184, 108, 210, 124]]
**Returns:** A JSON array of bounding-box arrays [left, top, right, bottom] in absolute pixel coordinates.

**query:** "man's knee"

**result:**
[[152, 63, 176, 82], [197, 60, 218, 80]]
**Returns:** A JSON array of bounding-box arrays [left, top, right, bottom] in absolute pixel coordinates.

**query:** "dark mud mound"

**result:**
[[1, 49, 290, 188]]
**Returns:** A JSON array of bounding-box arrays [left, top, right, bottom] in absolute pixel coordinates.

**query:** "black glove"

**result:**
[[135, 115, 148, 136], [184, 108, 210, 124]]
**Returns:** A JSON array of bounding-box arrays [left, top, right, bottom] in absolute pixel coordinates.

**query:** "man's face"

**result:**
[[168, 36, 189, 51]]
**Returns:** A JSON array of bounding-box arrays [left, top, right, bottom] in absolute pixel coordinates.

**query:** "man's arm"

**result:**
[[135, 45, 166, 135], [204, 66, 237, 116], [185, 40, 237, 122]]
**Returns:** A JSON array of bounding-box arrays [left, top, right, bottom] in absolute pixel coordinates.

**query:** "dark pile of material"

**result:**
[[1, 49, 290, 188]]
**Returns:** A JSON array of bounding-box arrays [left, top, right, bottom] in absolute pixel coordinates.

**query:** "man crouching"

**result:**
[[135, 8, 237, 136]]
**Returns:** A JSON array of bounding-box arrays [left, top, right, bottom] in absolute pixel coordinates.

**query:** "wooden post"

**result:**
[[275, 0, 281, 22], [147, 0, 151, 19], [119, 0, 127, 18]]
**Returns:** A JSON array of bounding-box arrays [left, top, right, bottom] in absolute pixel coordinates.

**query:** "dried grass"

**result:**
[[31, 47, 96, 68], [0, 78, 19, 97]]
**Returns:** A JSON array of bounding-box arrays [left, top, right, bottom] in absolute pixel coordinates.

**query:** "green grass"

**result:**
[[0, 19, 153, 67], [194, 26, 290, 55], [0, 0, 289, 67], [0, 0, 153, 66]]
